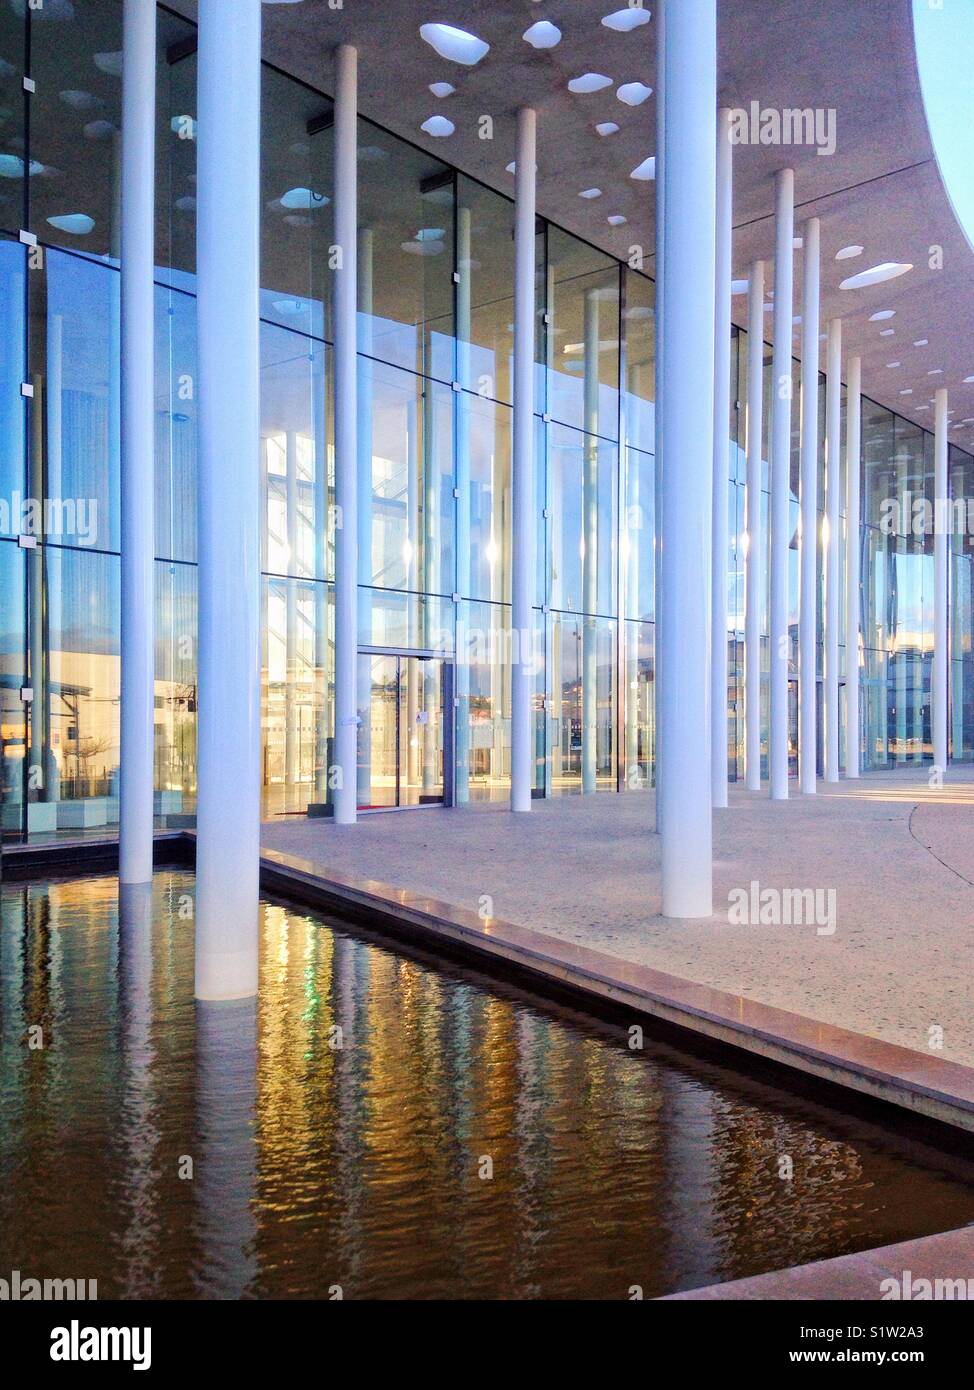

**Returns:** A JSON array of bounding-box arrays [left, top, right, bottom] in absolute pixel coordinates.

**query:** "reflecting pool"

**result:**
[[2, 872, 974, 1299]]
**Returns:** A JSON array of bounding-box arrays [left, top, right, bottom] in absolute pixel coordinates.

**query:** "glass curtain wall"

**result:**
[[3, 0, 974, 843]]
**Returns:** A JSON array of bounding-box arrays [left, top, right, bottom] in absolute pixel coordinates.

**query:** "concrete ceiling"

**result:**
[[168, 0, 974, 442]]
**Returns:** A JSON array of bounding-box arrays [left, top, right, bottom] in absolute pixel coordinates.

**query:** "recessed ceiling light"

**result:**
[[793, 236, 803, 249], [928, 368, 943, 375], [915, 405, 929, 412], [429, 82, 454, 98], [523, 20, 561, 48], [630, 156, 656, 180], [579, 187, 602, 199], [279, 186, 328, 209], [596, 122, 620, 137], [59, 89, 99, 110], [899, 388, 913, 395], [731, 279, 749, 294], [602, 7, 652, 31], [83, 120, 115, 140], [886, 361, 901, 368], [419, 24, 489, 65], [914, 339, 929, 347], [569, 73, 613, 94], [46, 212, 94, 235], [880, 329, 895, 337], [415, 227, 445, 241], [835, 244, 864, 260], [420, 115, 455, 137], [869, 309, 895, 321], [617, 82, 653, 106], [964, 375, 974, 383], [607, 214, 627, 226], [94, 51, 123, 77], [840, 261, 913, 290]]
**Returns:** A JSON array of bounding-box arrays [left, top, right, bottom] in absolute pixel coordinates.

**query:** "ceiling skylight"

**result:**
[[839, 262, 913, 290], [419, 24, 489, 66], [617, 82, 652, 106], [47, 213, 94, 235], [602, 7, 652, 31], [568, 73, 613, 94], [835, 245, 864, 260], [279, 187, 328, 209], [869, 309, 895, 321], [523, 21, 561, 49], [429, 82, 454, 98], [607, 214, 627, 226], [579, 188, 602, 199], [421, 115, 455, 137], [596, 122, 620, 136], [630, 156, 656, 180]]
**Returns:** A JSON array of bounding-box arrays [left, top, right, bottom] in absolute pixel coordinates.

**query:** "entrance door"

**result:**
[[357, 652, 448, 810]]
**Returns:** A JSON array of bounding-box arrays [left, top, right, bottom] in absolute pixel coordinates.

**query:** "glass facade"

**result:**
[[2, 0, 973, 842]]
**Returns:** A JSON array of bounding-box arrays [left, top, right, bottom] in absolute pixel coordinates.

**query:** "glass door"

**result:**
[[357, 652, 445, 810]]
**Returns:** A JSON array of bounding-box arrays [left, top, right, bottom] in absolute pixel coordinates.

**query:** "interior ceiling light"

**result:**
[[596, 122, 620, 136], [793, 236, 803, 249], [568, 73, 613, 94], [0, 154, 44, 177], [840, 261, 913, 290], [835, 244, 864, 260], [880, 329, 895, 337], [175, 196, 195, 212], [928, 368, 944, 375], [59, 89, 99, 110], [420, 115, 454, 137], [964, 375, 974, 382], [84, 120, 115, 140], [630, 156, 656, 180], [415, 227, 445, 241], [419, 24, 489, 66], [47, 212, 94, 235], [914, 339, 929, 347], [429, 82, 454, 98], [401, 239, 445, 257], [279, 186, 328, 209], [607, 214, 627, 226], [93, 51, 123, 77], [579, 187, 602, 199], [358, 145, 388, 163], [886, 361, 901, 368], [523, 21, 561, 48], [869, 309, 895, 321], [602, 7, 652, 31], [617, 82, 652, 106], [731, 279, 749, 294], [899, 388, 913, 395]]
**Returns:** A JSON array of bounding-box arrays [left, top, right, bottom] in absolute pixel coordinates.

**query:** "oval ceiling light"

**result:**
[[886, 361, 901, 368], [596, 122, 620, 136], [964, 374, 974, 383], [84, 120, 116, 140], [568, 73, 613, 94], [415, 227, 445, 241], [899, 388, 913, 395], [731, 279, 749, 294], [914, 339, 929, 347], [607, 214, 627, 226], [928, 368, 944, 375], [840, 261, 913, 290], [93, 51, 123, 77], [279, 186, 328, 209], [602, 7, 652, 31], [523, 21, 561, 49], [421, 115, 455, 137], [59, 89, 99, 110], [429, 82, 454, 98], [175, 195, 196, 212], [419, 23, 489, 65], [0, 154, 43, 177], [869, 309, 895, 321], [579, 187, 602, 199], [879, 329, 895, 337], [617, 82, 652, 106], [630, 156, 656, 180], [47, 212, 94, 235], [835, 244, 864, 260]]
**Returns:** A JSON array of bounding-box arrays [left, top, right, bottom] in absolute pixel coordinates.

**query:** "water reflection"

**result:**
[[2, 871, 974, 1300]]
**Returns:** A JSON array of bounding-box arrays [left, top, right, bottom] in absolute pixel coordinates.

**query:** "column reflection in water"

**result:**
[[117, 882, 159, 1295]]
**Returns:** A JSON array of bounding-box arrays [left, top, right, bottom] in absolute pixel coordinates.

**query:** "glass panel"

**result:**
[[157, 25, 197, 290], [545, 227, 619, 439], [456, 598, 510, 804], [261, 323, 330, 581], [399, 656, 443, 807], [29, 0, 124, 263], [155, 283, 198, 563], [460, 390, 511, 603], [262, 575, 332, 818], [624, 446, 653, 621], [547, 612, 615, 794], [623, 620, 653, 790], [357, 652, 398, 809], [548, 423, 617, 615], [0, 3, 26, 236], [357, 119, 454, 380], [623, 270, 654, 453], [155, 558, 196, 821], [456, 175, 514, 404], [0, 236, 27, 512], [0, 539, 26, 837]]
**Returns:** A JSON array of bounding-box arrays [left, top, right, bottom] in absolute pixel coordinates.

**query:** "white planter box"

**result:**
[[56, 798, 108, 829]]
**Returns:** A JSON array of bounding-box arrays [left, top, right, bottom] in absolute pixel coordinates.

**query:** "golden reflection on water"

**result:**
[[2, 871, 974, 1300]]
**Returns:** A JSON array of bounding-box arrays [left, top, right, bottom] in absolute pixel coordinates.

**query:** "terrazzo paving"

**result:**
[[260, 767, 974, 1067]]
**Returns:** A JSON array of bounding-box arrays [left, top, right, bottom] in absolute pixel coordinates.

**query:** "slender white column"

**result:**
[[119, 0, 157, 885], [659, 0, 715, 918], [933, 387, 949, 771], [332, 44, 359, 824], [511, 106, 537, 813], [769, 168, 794, 800], [356, 227, 373, 805], [798, 219, 820, 795], [845, 354, 861, 777], [711, 107, 732, 808], [744, 260, 765, 791], [582, 289, 599, 794], [194, 0, 261, 1000], [654, 0, 666, 832], [824, 317, 842, 782], [455, 204, 472, 803]]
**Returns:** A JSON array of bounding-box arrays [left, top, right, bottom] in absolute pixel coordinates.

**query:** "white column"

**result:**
[[653, 0, 666, 831], [824, 317, 842, 782], [332, 44, 359, 824], [356, 227, 373, 805], [582, 289, 599, 794], [455, 203, 472, 803], [933, 387, 949, 771], [194, 0, 261, 1001], [844, 354, 861, 777], [711, 107, 732, 808], [511, 106, 537, 813], [659, 0, 715, 918], [119, 0, 157, 886], [798, 218, 820, 795], [744, 259, 765, 791], [769, 168, 794, 800]]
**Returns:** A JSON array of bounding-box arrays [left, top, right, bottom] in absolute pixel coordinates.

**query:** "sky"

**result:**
[[913, 0, 974, 251]]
